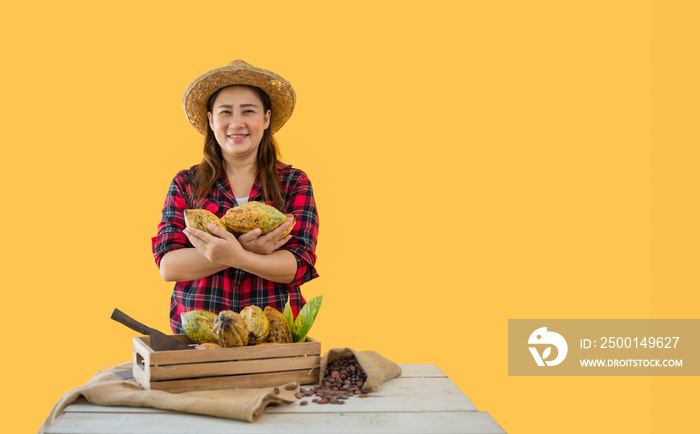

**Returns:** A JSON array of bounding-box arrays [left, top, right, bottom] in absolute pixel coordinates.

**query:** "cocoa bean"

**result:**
[[314, 354, 370, 405]]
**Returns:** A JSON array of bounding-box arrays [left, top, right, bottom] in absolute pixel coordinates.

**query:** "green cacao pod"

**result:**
[[221, 202, 287, 236], [181, 310, 219, 344], [240, 305, 270, 345], [184, 209, 227, 234], [213, 310, 249, 347], [264, 306, 292, 344]]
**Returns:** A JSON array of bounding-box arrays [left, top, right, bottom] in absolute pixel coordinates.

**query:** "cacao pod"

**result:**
[[221, 202, 287, 237], [213, 310, 249, 347], [181, 310, 219, 344], [194, 343, 221, 350], [240, 305, 270, 345], [184, 209, 227, 234], [264, 306, 292, 343]]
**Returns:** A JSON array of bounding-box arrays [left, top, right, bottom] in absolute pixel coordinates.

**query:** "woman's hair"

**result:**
[[190, 85, 285, 211]]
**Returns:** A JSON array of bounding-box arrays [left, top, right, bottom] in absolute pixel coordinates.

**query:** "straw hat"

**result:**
[[182, 59, 296, 135]]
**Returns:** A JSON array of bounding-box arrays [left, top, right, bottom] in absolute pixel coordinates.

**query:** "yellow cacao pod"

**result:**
[[221, 202, 287, 236], [213, 310, 249, 347], [194, 343, 221, 350], [184, 209, 227, 234], [264, 306, 292, 344], [240, 305, 270, 345], [181, 310, 219, 344]]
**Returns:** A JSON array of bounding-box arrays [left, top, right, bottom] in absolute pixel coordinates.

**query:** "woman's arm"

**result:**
[[238, 249, 297, 284], [159, 247, 230, 282], [184, 224, 298, 284]]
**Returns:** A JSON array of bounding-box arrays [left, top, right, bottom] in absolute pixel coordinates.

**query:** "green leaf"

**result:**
[[293, 294, 323, 343], [283, 295, 294, 332]]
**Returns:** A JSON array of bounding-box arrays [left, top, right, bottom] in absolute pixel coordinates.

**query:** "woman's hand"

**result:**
[[183, 224, 246, 267], [237, 217, 293, 255]]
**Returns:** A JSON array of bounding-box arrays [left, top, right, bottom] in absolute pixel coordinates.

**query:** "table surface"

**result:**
[[45, 364, 506, 434]]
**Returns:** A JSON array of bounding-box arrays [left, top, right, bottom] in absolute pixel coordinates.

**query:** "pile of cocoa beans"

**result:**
[[275, 355, 370, 405]]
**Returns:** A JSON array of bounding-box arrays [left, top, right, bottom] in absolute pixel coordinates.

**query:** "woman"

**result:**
[[151, 60, 319, 334]]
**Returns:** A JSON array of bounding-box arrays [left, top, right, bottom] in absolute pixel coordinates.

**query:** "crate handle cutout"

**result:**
[[135, 351, 146, 372]]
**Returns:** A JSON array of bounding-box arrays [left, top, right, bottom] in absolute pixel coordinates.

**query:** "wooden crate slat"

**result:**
[[144, 368, 320, 393], [149, 355, 320, 381]]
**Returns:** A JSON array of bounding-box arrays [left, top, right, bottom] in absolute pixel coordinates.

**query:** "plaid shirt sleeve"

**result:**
[[281, 168, 320, 286], [151, 170, 192, 268]]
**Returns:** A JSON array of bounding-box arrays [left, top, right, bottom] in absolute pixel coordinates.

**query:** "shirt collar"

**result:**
[[215, 164, 291, 205], [249, 173, 263, 200], [215, 175, 235, 203], [215, 171, 264, 204]]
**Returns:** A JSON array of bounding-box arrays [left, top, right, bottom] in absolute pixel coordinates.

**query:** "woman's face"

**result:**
[[207, 86, 271, 161]]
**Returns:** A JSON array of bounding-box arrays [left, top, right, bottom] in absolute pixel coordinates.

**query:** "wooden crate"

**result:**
[[132, 334, 321, 392]]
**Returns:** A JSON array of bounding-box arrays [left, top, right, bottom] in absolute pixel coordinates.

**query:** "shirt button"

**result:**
[[235, 284, 240, 290]]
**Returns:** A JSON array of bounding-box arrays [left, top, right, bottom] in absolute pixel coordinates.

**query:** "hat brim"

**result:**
[[182, 61, 296, 135]]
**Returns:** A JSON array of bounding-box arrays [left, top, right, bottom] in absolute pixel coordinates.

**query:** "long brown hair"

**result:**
[[190, 85, 285, 211]]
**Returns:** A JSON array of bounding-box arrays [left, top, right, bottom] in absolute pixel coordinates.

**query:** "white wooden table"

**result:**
[[45, 364, 506, 433]]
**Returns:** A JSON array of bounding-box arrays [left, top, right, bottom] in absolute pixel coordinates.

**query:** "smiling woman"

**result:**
[[151, 60, 320, 334]]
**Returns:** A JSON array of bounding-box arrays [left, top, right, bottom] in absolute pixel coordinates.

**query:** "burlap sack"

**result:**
[[319, 348, 402, 392], [38, 361, 296, 433]]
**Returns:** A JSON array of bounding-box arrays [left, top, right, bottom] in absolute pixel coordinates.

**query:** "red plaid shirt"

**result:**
[[151, 164, 319, 333]]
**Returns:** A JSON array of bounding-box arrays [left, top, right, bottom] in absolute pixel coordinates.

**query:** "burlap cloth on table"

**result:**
[[38, 361, 297, 433], [39, 349, 402, 433]]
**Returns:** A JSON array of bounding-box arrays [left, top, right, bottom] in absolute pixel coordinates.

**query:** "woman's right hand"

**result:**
[[237, 217, 293, 255]]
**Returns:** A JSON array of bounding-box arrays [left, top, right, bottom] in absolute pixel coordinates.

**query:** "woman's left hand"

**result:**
[[237, 217, 293, 255], [183, 224, 246, 267]]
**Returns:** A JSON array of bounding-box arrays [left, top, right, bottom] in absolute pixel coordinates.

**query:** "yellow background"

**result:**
[[2, 1, 697, 433]]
